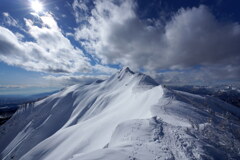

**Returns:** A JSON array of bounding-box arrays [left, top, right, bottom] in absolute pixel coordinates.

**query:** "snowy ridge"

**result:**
[[0, 67, 240, 160]]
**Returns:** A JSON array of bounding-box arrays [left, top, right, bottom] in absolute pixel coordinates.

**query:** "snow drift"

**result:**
[[0, 67, 240, 160]]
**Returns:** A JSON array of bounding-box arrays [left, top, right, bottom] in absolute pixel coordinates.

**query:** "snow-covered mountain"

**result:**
[[0, 67, 240, 160]]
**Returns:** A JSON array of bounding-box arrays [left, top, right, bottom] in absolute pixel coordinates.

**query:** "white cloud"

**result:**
[[15, 32, 25, 40], [43, 74, 109, 86], [163, 6, 240, 68], [65, 32, 74, 37], [72, 0, 91, 23], [73, 1, 240, 72], [2, 12, 18, 27], [0, 12, 91, 73]]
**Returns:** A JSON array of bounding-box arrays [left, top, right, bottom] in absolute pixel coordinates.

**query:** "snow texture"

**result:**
[[0, 67, 240, 160]]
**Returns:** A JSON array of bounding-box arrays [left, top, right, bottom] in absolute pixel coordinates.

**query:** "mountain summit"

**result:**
[[119, 67, 135, 74], [113, 67, 158, 87], [0, 68, 240, 160], [115, 66, 135, 81]]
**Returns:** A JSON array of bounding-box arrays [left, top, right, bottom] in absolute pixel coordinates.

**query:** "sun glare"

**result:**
[[31, 0, 43, 13]]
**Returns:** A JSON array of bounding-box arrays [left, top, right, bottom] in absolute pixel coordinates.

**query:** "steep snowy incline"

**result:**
[[0, 67, 163, 160], [70, 88, 240, 160], [0, 67, 240, 160]]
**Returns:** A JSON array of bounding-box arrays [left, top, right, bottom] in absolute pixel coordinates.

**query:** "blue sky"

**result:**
[[0, 0, 240, 95]]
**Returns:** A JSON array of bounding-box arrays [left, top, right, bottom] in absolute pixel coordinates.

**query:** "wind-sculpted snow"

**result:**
[[0, 67, 240, 160]]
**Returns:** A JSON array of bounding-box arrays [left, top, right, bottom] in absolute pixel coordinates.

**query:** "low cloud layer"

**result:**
[[152, 65, 240, 85], [74, 0, 240, 73], [44, 74, 109, 86]]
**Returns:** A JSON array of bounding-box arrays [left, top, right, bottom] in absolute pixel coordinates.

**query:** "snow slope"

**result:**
[[0, 67, 240, 160]]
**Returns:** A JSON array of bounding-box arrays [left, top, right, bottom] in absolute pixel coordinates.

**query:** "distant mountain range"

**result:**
[[168, 85, 240, 108], [0, 90, 60, 107]]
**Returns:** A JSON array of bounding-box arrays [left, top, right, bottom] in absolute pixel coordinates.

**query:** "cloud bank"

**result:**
[[151, 65, 240, 85], [74, 0, 240, 79], [44, 74, 109, 86]]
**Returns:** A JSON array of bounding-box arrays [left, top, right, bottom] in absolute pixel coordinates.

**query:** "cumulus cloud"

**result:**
[[164, 6, 240, 68], [73, 1, 240, 72], [0, 12, 91, 73], [1, 1, 239, 86]]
